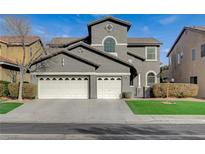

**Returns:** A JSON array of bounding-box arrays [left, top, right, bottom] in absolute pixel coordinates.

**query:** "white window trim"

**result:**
[[145, 71, 157, 87], [91, 35, 127, 46], [169, 57, 172, 66], [138, 73, 141, 88], [145, 46, 158, 61], [177, 53, 180, 64]]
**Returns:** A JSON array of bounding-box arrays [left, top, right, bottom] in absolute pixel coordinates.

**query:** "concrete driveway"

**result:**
[[0, 99, 135, 123]]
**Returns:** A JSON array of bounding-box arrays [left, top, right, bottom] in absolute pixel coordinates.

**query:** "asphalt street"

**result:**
[[1, 123, 205, 139]]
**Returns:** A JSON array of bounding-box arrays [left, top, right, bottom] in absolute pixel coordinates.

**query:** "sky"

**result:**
[[1, 14, 205, 64]]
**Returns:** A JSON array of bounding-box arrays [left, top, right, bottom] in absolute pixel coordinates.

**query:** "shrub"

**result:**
[[8, 83, 37, 99], [0, 80, 10, 96], [0, 84, 3, 97], [122, 92, 132, 98], [152, 83, 199, 98]]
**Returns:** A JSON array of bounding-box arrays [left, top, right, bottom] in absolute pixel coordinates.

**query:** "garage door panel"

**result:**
[[38, 76, 89, 99], [97, 77, 121, 99]]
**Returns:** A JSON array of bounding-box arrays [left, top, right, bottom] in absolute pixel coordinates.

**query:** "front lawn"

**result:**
[[127, 100, 205, 115], [0, 102, 23, 114]]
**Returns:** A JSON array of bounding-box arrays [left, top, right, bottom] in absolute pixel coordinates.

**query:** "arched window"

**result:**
[[146, 72, 156, 86], [104, 38, 115, 52]]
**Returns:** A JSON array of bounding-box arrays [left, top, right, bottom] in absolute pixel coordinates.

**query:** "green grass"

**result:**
[[127, 100, 205, 115], [0, 102, 23, 114]]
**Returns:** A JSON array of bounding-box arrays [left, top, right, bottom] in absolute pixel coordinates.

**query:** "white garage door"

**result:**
[[38, 76, 89, 99], [97, 77, 122, 99]]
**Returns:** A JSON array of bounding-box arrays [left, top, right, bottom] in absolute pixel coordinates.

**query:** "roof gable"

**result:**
[[88, 16, 131, 35], [167, 26, 205, 57], [0, 36, 42, 46], [32, 49, 100, 69]]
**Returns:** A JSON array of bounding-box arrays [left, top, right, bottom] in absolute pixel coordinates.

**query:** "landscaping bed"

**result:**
[[127, 100, 205, 115]]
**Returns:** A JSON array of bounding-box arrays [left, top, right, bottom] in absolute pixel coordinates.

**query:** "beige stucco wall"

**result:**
[[0, 41, 43, 64], [0, 66, 31, 82], [0, 40, 44, 82], [169, 29, 205, 98]]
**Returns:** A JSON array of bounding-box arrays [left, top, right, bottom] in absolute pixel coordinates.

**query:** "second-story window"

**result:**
[[104, 38, 115, 52], [146, 47, 157, 61], [201, 44, 205, 57], [169, 57, 172, 66], [177, 53, 180, 64], [192, 49, 196, 61]]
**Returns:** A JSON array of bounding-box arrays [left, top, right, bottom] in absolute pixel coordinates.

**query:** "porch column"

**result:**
[[138, 73, 141, 88]]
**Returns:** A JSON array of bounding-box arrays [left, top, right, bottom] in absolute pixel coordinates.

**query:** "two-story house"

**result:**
[[0, 36, 44, 82], [167, 26, 205, 98], [31, 16, 161, 99]]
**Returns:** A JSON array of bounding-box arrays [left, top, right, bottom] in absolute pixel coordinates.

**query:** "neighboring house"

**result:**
[[160, 65, 169, 83], [0, 36, 44, 82], [167, 26, 205, 98], [31, 16, 161, 99]]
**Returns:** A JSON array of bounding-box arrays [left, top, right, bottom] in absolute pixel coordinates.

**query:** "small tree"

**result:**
[[3, 16, 43, 100]]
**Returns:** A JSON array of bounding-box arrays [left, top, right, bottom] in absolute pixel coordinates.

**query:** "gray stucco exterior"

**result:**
[[31, 16, 161, 99]]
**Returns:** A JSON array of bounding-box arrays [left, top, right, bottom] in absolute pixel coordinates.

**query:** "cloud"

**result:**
[[159, 16, 177, 25], [162, 48, 170, 54], [61, 34, 69, 37], [33, 26, 45, 34], [142, 26, 149, 32]]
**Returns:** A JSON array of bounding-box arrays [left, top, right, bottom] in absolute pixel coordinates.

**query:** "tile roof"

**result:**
[[0, 36, 41, 45], [48, 37, 161, 46], [127, 38, 162, 45], [191, 26, 205, 31], [49, 37, 84, 46], [0, 56, 17, 65]]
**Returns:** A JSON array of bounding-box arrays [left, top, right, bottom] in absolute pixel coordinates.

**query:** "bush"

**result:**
[[0, 80, 10, 96], [122, 92, 132, 98], [152, 83, 199, 98], [8, 83, 37, 99], [0, 84, 3, 97]]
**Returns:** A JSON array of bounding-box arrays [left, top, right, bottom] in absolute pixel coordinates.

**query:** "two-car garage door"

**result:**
[[38, 76, 89, 99], [38, 76, 122, 99]]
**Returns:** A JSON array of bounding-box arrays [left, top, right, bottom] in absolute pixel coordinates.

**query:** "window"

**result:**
[[104, 38, 115, 52], [190, 76, 197, 84], [192, 49, 196, 61], [147, 72, 156, 86], [177, 53, 180, 64], [169, 57, 172, 66], [146, 47, 157, 60], [201, 44, 205, 57]]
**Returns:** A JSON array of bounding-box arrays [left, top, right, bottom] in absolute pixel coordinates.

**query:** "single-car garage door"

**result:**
[[38, 76, 89, 99], [97, 77, 121, 99]]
